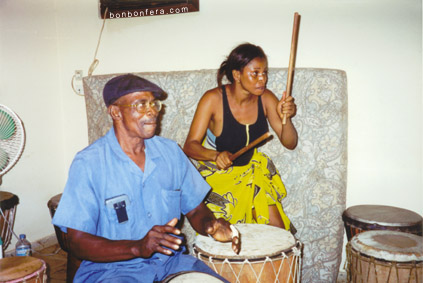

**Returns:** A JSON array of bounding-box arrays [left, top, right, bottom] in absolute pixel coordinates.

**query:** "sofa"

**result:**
[[81, 68, 348, 282]]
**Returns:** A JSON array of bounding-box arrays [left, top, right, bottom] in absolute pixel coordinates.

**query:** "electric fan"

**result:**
[[0, 104, 25, 177], [0, 104, 25, 250]]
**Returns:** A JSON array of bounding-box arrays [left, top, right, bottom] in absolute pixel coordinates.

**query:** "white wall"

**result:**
[[0, 0, 421, 270]]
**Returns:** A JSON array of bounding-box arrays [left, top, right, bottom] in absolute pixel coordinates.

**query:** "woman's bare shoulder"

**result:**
[[261, 89, 279, 103], [200, 86, 222, 104]]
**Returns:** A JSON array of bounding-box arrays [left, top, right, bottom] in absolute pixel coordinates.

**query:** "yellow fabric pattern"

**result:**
[[197, 149, 292, 231]]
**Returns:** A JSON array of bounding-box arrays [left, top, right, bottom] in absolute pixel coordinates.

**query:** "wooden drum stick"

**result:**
[[283, 12, 301, 125], [229, 132, 272, 162]]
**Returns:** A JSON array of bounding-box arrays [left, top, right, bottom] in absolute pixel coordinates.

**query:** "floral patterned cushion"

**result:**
[[82, 68, 348, 282]]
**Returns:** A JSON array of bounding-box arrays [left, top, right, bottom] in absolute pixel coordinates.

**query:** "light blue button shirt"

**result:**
[[52, 128, 213, 282]]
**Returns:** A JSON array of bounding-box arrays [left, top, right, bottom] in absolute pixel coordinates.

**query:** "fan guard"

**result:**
[[0, 104, 25, 176]]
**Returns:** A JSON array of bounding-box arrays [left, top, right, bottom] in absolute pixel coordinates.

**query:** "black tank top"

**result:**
[[215, 86, 269, 166]]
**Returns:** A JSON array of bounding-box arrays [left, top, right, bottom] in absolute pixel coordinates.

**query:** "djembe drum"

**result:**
[[47, 193, 81, 282], [346, 230, 423, 282], [194, 224, 302, 283], [0, 190, 19, 250], [47, 193, 69, 252], [342, 205, 422, 241], [0, 256, 47, 282], [163, 271, 225, 282]]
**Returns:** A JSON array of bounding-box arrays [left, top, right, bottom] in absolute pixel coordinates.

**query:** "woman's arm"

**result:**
[[183, 90, 219, 161], [263, 90, 298, 150]]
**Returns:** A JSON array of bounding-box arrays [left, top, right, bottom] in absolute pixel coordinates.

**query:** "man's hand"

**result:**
[[187, 202, 241, 254], [135, 218, 182, 258], [206, 218, 241, 254]]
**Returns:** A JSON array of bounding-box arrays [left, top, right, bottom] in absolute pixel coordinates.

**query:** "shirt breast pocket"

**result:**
[[105, 194, 133, 231]]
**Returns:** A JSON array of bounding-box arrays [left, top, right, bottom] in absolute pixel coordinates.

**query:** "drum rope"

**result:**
[[368, 257, 377, 282], [345, 242, 354, 282], [411, 261, 420, 283], [292, 241, 302, 283], [194, 239, 302, 283], [415, 262, 421, 283], [347, 241, 423, 283], [0, 206, 19, 246], [387, 261, 396, 282], [273, 255, 285, 283]]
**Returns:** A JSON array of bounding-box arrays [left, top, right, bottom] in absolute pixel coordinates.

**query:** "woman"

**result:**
[[183, 43, 298, 232]]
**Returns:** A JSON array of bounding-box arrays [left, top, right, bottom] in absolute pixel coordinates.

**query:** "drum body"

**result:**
[[0, 191, 19, 250], [47, 193, 69, 252], [346, 230, 423, 283], [342, 205, 423, 241], [0, 256, 47, 282], [194, 224, 302, 283], [47, 193, 81, 283], [163, 271, 225, 282]]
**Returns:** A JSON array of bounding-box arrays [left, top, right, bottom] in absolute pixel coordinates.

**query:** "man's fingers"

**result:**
[[159, 238, 181, 251], [162, 233, 182, 245], [206, 223, 216, 235], [156, 245, 174, 255], [162, 218, 180, 235], [230, 225, 239, 238], [149, 231, 182, 256], [166, 217, 178, 227], [232, 236, 241, 254], [230, 225, 241, 254]]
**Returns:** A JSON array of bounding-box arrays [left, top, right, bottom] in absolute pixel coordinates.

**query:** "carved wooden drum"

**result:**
[[342, 205, 423, 241], [0, 190, 19, 250], [0, 256, 47, 282], [194, 224, 302, 283], [47, 193, 69, 252], [346, 230, 423, 283]]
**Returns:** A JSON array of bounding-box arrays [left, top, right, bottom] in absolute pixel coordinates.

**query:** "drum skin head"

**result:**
[[344, 205, 422, 227], [351, 230, 423, 262], [0, 256, 46, 281], [163, 271, 224, 282], [0, 191, 19, 211], [194, 224, 297, 260]]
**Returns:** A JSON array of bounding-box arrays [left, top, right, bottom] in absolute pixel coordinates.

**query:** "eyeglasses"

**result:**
[[117, 100, 162, 113]]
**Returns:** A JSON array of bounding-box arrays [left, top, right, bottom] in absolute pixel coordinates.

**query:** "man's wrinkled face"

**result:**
[[113, 91, 160, 139]]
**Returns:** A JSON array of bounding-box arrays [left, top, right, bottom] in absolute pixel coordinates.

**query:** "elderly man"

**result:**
[[53, 74, 238, 282]]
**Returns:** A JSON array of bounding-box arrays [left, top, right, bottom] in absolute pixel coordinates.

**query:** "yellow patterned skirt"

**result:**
[[197, 149, 292, 232]]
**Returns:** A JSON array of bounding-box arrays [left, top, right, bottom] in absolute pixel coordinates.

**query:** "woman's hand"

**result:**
[[277, 91, 297, 120], [215, 151, 233, 170]]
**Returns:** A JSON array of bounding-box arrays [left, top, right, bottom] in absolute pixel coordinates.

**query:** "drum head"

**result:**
[[194, 224, 297, 260], [343, 205, 422, 227], [351, 230, 423, 262], [47, 193, 62, 210], [0, 256, 45, 281], [0, 191, 19, 211], [163, 271, 224, 282]]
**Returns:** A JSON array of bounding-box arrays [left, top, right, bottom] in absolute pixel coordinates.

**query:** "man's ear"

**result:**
[[108, 105, 122, 121], [232, 69, 241, 83]]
